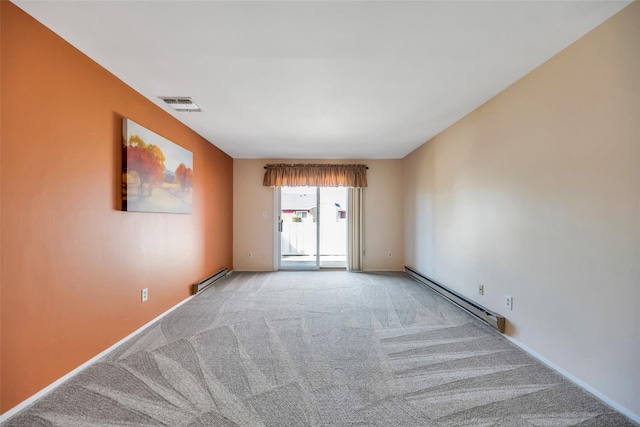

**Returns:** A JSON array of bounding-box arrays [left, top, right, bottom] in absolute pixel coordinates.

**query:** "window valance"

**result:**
[[263, 163, 368, 188]]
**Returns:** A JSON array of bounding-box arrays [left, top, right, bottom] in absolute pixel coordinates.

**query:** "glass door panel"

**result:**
[[279, 186, 318, 269], [319, 187, 347, 268]]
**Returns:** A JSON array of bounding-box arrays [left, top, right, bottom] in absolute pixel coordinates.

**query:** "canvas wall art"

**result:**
[[122, 118, 193, 213]]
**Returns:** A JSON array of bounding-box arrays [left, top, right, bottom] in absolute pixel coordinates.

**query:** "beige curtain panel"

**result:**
[[263, 164, 368, 188], [347, 187, 364, 272]]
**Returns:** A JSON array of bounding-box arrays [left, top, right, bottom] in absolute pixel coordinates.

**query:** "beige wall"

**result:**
[[403, 2, 639, 418], [234, 159, 404, 271]]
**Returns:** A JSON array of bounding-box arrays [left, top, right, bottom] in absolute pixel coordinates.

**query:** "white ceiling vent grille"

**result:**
[[159, 97, 202, 112]]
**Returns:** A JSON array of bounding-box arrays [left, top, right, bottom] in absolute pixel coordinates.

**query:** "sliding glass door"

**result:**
[[278, 186, 346, 269]]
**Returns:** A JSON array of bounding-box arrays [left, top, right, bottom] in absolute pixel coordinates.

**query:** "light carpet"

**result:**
[[4, 271, 637, 426]]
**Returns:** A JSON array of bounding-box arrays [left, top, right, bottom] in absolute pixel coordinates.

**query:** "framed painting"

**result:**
[[122, 118, 193, 213]]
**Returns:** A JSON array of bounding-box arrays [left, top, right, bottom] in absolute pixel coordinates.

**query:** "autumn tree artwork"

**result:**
[[122, 119, 193, 213]]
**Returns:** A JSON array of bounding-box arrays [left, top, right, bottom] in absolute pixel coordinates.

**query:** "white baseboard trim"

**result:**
[[0, 294, 196, 423], [503, 335, 639, 424]]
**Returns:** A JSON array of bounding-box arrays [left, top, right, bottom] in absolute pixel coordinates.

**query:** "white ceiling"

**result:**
[[13, 1, 631, 159]]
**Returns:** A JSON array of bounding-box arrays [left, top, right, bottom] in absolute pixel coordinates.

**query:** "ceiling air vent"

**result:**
[[159, 97, 203, 112]]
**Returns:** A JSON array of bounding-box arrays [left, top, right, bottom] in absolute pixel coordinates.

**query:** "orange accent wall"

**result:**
[[0, 2, 233, 413]]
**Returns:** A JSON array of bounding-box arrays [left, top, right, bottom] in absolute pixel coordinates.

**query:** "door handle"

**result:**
[[278, 219, 283, 232]]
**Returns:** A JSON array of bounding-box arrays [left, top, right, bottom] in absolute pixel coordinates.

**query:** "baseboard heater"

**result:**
[[405, 266, 505, 333], [192, 267, 229, 295]]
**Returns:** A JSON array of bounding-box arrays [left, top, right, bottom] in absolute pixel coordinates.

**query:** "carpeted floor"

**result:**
[[4, 271, 637, 426]]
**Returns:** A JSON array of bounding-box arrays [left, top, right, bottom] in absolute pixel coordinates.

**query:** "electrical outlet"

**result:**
[[247, 251, 253, 259], [141, 288, 148, 302], [387, 251, 393, 258], [505, 295, 513, 310], [478, 284, 484, 295]]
